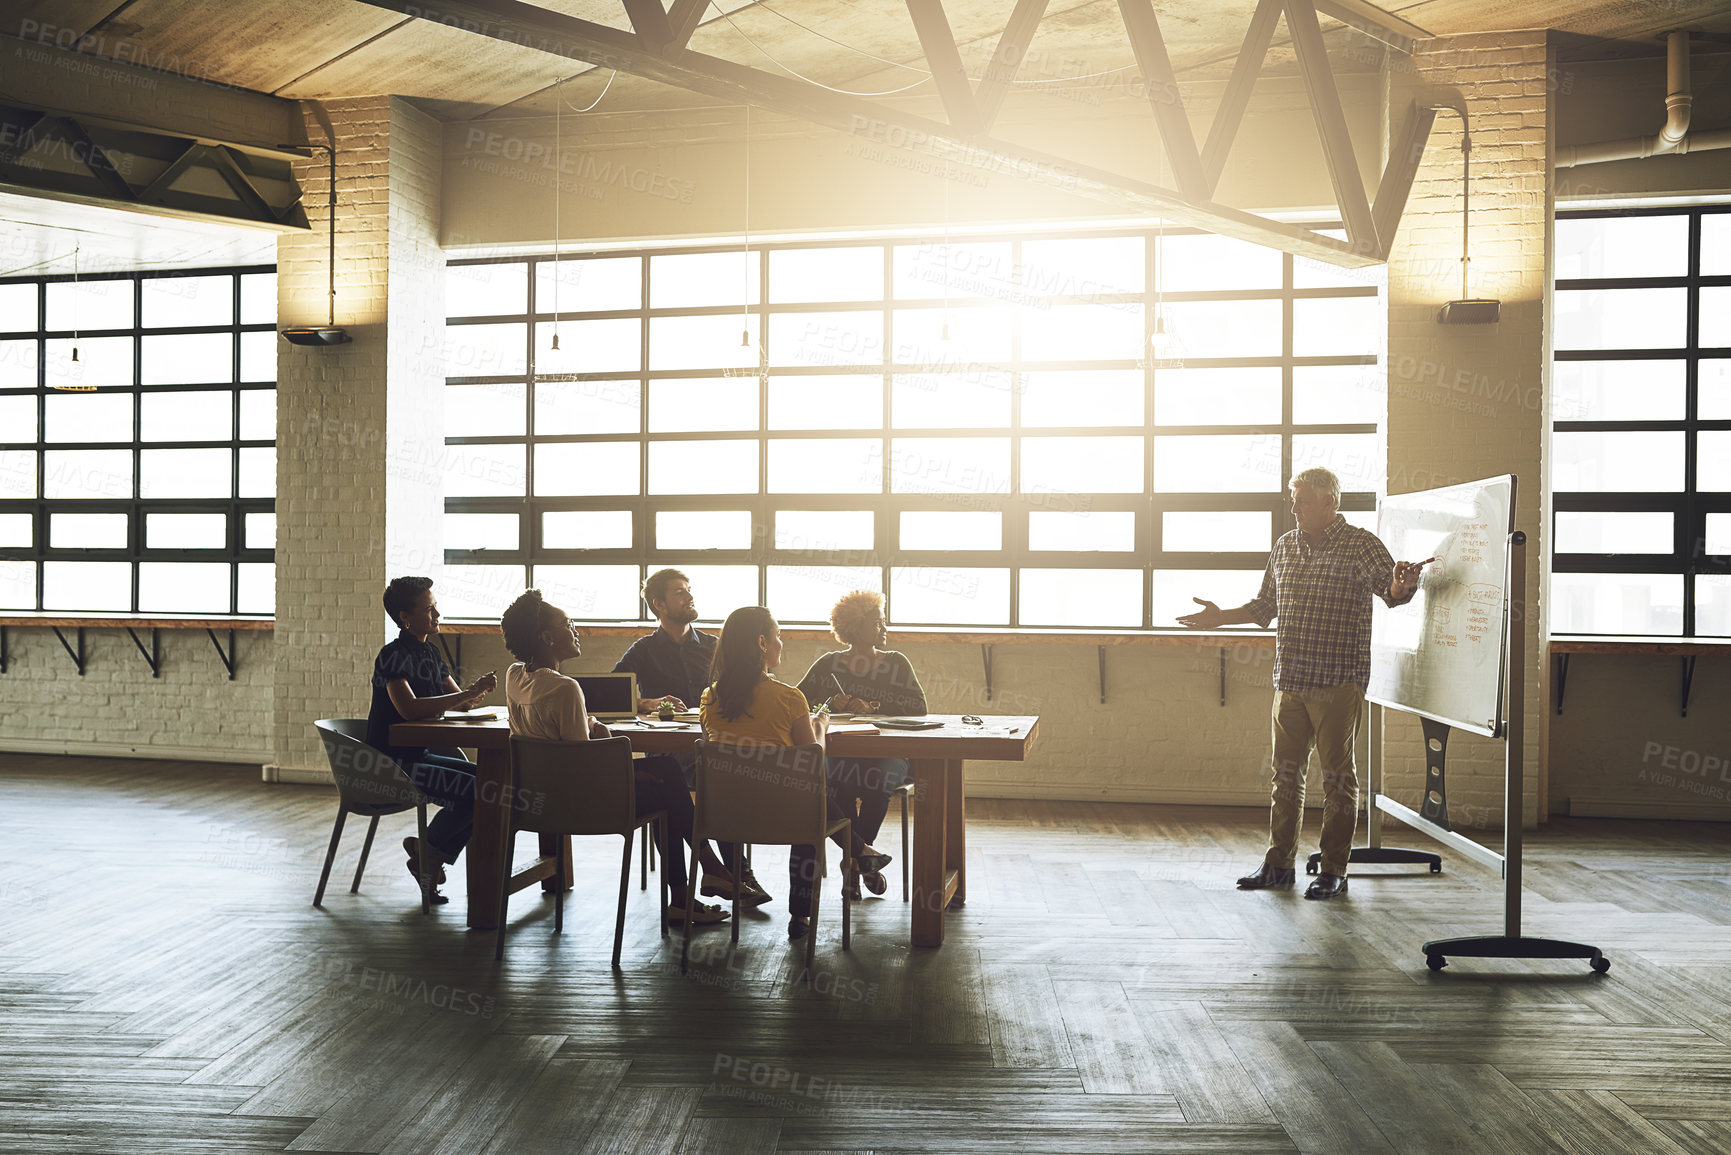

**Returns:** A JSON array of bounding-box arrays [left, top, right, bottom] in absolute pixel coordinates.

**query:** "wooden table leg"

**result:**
[[910, 757, 948, 948], [466, 745, 512, 930], [946, 759, 966, 907]]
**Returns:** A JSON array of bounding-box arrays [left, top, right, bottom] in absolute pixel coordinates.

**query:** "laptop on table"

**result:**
[[574, 672, 639, 722]]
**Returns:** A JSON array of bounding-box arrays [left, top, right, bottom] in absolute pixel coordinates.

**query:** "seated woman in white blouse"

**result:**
[[501, 589, 726, 926]]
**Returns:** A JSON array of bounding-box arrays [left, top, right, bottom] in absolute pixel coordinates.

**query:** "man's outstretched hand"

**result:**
[[1178, 597, 1225, 629]]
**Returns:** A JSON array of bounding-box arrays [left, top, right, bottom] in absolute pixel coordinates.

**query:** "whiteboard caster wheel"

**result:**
[[1426, 954, 1447, 972], [1591, 956, 1610, 975]]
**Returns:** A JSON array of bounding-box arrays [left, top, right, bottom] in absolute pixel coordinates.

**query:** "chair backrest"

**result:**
[[312, 719, 421, 811], [693, 740, 828, 848], [507, 734, 637, 836]]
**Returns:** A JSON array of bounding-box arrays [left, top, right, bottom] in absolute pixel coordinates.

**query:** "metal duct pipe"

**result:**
[[1555, 31, 1730, 167], [1660, 28, 1693, 149]]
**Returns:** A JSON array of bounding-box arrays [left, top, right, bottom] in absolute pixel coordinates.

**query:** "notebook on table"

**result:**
[[860, 717, 944, 730]]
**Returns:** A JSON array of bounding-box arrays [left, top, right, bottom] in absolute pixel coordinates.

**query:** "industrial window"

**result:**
[[442, 228, 1383, 628], [1552, 207, 1731, 636], [0, 267, 277, 615]]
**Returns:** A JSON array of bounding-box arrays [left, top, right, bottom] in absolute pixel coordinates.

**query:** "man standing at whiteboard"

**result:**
[[1179, 467, 1428, 900]]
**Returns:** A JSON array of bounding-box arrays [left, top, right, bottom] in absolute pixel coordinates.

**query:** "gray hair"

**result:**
[[1290, 467, 1340, 506]]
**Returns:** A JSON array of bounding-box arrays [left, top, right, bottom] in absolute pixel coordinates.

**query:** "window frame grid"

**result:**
[[445, 229, 1382, 628], [1552, 205, 1731, 637], [0, 265, 277, 616]]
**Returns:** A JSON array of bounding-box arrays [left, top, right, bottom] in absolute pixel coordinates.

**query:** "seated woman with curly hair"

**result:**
[[501, 589, 726, 926], [795, 589, 925, 900]]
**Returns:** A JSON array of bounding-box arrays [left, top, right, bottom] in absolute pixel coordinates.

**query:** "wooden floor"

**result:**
[[3, 756, 1731, 1154]]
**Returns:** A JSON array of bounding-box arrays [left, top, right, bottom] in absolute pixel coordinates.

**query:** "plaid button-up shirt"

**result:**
[[1245, 515, 1408, 692]]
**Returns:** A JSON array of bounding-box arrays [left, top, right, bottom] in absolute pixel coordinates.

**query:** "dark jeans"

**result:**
[[828, 757, 908, 846], [650, 753, 742, 880], [403, 753, 477, 863], [633, 758, 691, 899], [789, 759, 900, 918]]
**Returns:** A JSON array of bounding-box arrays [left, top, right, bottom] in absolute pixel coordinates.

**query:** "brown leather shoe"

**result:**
[[1305, 873, 1349, 900], [1236, 864, 1296, 890]]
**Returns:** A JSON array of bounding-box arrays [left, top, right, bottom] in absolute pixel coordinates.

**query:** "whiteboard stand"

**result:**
[[1401, 531, 1610, 974], [1306, 700, 1444, 876]]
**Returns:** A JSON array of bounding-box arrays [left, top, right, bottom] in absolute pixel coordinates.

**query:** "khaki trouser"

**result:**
[[1263, 683, 1363, 877]]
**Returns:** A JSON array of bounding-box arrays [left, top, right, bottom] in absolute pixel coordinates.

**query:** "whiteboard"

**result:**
[[1367, 475, 1515, 737]]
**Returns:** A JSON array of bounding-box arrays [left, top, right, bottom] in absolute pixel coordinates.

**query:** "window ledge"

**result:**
[[0, 615, 274, 630], [1548, 635, 1731, 655], [436, 621, 1275, 646]]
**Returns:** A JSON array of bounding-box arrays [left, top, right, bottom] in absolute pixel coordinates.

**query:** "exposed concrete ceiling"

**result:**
[[4, 0, 1727, 124], [2, 0, 1726, 274]]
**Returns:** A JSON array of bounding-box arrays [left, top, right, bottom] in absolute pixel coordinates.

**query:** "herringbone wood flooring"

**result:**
[[3, 752, 1729, 1153]]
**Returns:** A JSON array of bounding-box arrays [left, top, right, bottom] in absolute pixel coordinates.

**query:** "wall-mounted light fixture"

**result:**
[[1433, 102, 1500, 325], [279, 141, 351, 346]]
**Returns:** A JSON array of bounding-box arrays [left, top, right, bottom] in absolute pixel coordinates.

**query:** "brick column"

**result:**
[[268, 97, 445, 779], [1383, 32, 1552, 827]]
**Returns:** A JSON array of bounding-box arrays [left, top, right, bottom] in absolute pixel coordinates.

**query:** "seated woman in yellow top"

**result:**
[[502, 589, 726, 926], [701, 606, 885, 940]]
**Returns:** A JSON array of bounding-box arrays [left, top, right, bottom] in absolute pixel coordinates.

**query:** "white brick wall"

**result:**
[[270, 96, 445, 777], [1550, 655, 1731, 819], [0, 627, 272, 762], [1384, 31, 1552, 829]]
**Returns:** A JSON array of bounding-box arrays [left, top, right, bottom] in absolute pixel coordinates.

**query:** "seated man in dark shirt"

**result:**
[[366, 575, 497, 904], [614, 568, 768, 905]]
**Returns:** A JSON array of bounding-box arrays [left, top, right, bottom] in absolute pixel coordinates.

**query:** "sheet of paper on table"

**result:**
[[440, 708, 504, 722], [853, 716, 944, 730]]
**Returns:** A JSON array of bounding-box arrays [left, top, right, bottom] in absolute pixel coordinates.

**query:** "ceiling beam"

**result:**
[[1285, 0, 1378, 255], [975, 0, 1050, 134], [359, 0, 1384, 267], [1200, 0, 1282, 195], [205, 146, 283, 224], [138, 142, 210, 204], [667, 0, 707, 51], [1116, 0, 1209, 202], [54, 117, 136, 202], [1372, 99, 1436, 254], [904, 0, 982, 134], [621, 0, 674, 51]]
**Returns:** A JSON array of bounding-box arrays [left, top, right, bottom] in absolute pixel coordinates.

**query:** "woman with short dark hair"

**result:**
[[366, 576, 497, 904], [500, 589, 726, 926]]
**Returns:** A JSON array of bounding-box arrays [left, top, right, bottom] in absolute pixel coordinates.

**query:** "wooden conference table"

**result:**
[[390, 714, 1039, 947]]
